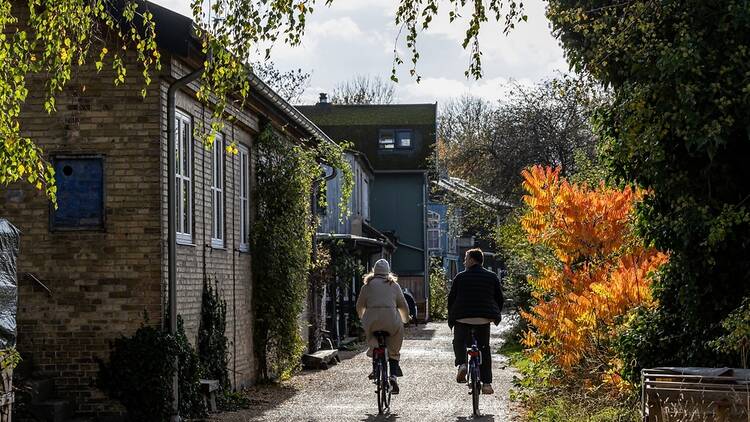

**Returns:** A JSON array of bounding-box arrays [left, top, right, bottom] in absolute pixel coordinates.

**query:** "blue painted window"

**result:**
[[51, 156, 104, 230]]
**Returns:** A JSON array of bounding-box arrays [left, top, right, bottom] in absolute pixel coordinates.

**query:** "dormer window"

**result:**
[[396, 130, 412, 148], [379, 129, 413, 149]]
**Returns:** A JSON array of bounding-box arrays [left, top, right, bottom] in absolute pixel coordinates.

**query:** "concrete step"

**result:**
[[29, 398, 73, 422], [302, 349, 339, 370]]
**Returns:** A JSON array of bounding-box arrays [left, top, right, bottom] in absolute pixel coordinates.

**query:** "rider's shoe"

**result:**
[[456, 364, 468, 383], [481, 384, 494, 395], [389, 376, 400, 394], [389, 359, 403, 377]]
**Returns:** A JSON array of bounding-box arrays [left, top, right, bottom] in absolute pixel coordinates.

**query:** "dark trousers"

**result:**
[[452, 322, 492, 384]]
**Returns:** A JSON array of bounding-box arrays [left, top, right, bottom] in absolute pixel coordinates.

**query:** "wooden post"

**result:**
[[0, 366, 13, 422]]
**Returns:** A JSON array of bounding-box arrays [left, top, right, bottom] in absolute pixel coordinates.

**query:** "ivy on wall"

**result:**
[[198, 277, 229, 388], [252, 124, 352, 380]]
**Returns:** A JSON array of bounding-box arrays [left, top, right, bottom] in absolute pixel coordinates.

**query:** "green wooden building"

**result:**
[[298, 96, 437, 319]]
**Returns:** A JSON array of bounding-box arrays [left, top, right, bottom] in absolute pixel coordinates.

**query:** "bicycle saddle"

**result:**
[[373, 331, 390, 337]]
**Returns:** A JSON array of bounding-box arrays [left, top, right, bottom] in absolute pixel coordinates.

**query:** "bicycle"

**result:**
[[463, 328, 482, 417], [372, 330, 392, 414]]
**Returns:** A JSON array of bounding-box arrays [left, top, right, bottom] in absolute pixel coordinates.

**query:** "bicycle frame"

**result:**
[[466, 329, 483, 417]]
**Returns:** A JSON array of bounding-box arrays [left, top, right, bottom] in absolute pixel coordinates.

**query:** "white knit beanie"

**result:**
[[373, 259, 390, 276]]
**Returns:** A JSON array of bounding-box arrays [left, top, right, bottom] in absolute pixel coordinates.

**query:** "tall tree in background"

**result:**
[[437, 77, 600, 206], [253, 61, 310, 104], [331, 75, 396, 105]]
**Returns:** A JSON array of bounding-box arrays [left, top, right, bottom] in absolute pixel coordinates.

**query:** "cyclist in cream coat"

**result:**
[[356, 259, 410, 393]]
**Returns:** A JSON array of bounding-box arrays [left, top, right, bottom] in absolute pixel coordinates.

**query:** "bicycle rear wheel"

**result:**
[[376, 359, 385, 414], [471, 363, 480, 417]]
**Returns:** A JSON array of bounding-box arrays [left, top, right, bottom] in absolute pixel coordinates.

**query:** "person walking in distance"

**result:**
[[448, 248, 504, 395]]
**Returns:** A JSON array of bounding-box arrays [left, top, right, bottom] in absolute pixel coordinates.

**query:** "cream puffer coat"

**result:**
[[356, 276, 410, 359]]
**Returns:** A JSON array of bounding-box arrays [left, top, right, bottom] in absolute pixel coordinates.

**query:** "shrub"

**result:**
[[428, 258, 449, 320], [518, 165, 667, 390], [98, 317, 205, 421], [198, 277, 229, 388]]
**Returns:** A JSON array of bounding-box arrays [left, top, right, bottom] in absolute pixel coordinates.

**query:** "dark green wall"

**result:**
[[371, 173, 426, 275]]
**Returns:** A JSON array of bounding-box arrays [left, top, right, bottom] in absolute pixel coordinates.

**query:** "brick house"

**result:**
[[0, 1, 333, 417]]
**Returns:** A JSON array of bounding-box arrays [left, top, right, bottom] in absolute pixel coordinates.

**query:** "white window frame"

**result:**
[[239, 144, 250, 252], [427, 210, 441, 251], [211, 133, 225, 248], [362, 178, 370, 222], [175, 111, 193, 244], [448, 234, 457, 254]]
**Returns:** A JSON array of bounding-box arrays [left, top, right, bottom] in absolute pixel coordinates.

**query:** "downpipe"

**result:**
[[167, 65, 203, 422]]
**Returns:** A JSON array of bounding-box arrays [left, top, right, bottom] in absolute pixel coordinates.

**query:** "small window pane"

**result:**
[[379, 130, 395, 149], [183, 180, 190, 229], [397, 130, 412, 148], [176, 178, 182, 233]]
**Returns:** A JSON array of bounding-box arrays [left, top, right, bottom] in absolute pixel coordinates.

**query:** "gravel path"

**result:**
[[214, 320, 519, 421]]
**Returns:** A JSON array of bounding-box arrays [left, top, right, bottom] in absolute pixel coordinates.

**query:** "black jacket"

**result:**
[[447, 265, 503, 328]]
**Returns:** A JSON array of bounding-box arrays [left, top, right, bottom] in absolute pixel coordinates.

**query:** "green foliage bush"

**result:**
[[429, 258, 449, 321], [710, 297, 750, 369], [546, 0, 750, 375], [175, 318, 206, 418], [97, 318, 205, 422]]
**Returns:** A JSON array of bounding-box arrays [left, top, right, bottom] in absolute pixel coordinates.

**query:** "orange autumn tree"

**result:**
[[519, 165, 667, 388]]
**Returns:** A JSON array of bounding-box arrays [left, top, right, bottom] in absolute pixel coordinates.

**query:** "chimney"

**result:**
[[318, 92, 328, 105]]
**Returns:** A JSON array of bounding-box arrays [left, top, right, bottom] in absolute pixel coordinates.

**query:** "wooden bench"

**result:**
[[642, 367, 750, 421], [199, 379, 220, 412]]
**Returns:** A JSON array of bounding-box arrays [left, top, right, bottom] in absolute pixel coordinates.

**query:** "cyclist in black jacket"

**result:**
[[447, 248, 504, 395]]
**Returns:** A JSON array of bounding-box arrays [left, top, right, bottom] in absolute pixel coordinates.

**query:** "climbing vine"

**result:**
[[327, 240, 364, 287], [252, 124, 352, 380], [198, 277, 229, 388]]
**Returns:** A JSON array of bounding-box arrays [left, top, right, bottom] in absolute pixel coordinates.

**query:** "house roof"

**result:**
[[315, 233, 396, 252], [297, 103, 437, 171], [128, 1, 335, 147], [296, 103, 437, 127], [434, 177, 512, 210]]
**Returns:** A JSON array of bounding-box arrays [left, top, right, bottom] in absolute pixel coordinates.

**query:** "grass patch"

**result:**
[[526, 397, 639, 422]]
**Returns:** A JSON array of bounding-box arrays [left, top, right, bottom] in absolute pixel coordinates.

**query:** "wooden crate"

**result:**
[[642, 368, 750, 422]]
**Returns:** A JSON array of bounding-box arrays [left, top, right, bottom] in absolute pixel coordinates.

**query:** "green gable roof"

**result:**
[[295, 104, 437, 127]]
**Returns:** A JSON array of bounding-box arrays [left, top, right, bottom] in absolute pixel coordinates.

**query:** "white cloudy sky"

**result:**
[[151, 0, 568, 105]]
